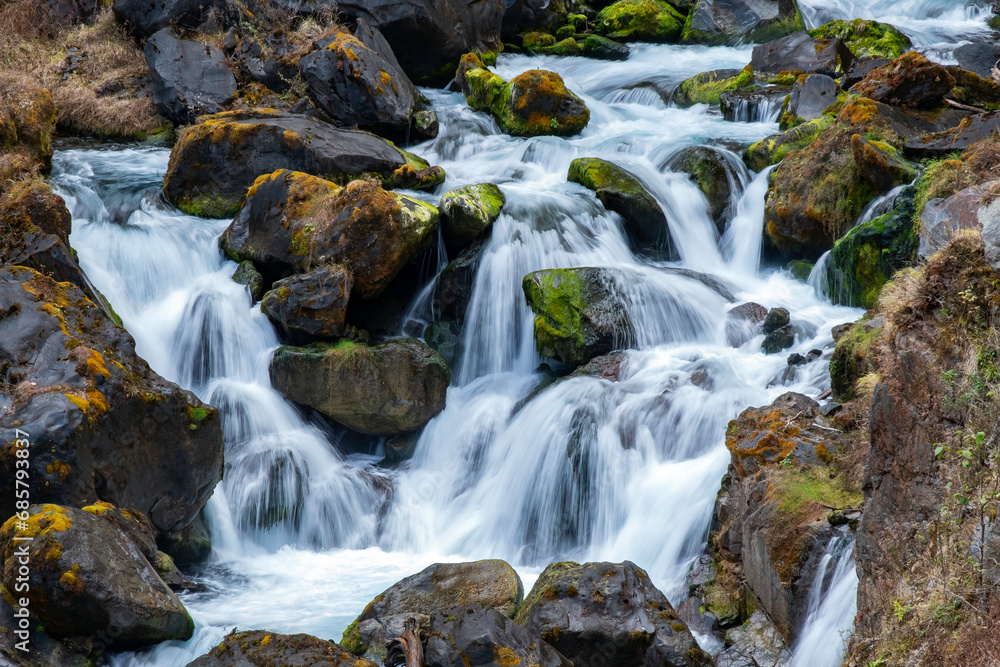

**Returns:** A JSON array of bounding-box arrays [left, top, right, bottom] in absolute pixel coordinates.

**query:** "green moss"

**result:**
[[673, 66, 752, 107], [808, 19, 912, 59], [830, 319, 882, 400], [340, 618, 367, 655], [522, 32, 557, 50], [745, 116, 834, 171], [594, 0, 685, 43], [770, 466, 863, 515], [913, 157, 970, 221], [748, 6, 806, 44], [568, 157, 645, 196], [522, 271, 588, 363], [175, 193, 241, 219], [787, 260, 814, 282]]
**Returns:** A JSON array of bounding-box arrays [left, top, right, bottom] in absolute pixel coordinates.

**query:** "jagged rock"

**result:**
[[682, 0, 804, 45], [162, 110, 440, 218], [334, 0, 505, 84], [0, 267, 223, 534], [715, 610, 791, 667], [425, 606, 572, 667], [851, 134, 916, 194], [456, 55, 590, 137], [852, 51, 955, 109], [807, 18, 911, 60], [515, 560, 712, 667], [750, 31, 849, 78], [784, 74, 839, 124], [300, 22, 420, 141], [260, 264, 353, 342], [0, 504, 193, 647], [726, 301, 768, 347], [904, 111, 1000, 158], [439, 183, 505, 252], [340, 560, 523, 663], [112, 0, 226, 40], [594, 0, 685, 43], [220, 171, 438, 299], [270, 338, 450, 435], [567, 157, 672, 257], [667, 146, 733, 233], [186, 629, 375, 667], [522, 267, 633, 366], [144, 29, 238, 124]]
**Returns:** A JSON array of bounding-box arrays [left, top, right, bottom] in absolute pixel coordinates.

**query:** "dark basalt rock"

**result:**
[[904, 111, 1000, 159], [750, 31, 850, 78], [683, 0, 805, 45], [434, 239, 487, 323], [851, 51, 956, 109], [261, 264, 354, 342], [786, 74, 839, 123], [425, 605, 573, 667], [186, 629, 375, 667], [953, 41, 1000, 79], [113, 0, 227, 41], [144, 29, 238, 124], [761, 307, 794, 354]]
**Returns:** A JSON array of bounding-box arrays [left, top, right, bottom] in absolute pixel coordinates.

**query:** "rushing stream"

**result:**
[[46, 3, 991, 665]]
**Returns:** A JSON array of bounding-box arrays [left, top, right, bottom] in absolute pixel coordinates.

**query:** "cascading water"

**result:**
[[43, 4, 989, 665], [790, 535, 859, 667]]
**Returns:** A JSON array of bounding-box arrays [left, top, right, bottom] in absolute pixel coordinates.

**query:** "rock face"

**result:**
[[425, 606, 572, 667], [456, 55, 590, 137], [341, 560, 523, 663], [904, 111, 1000, 158], [113, 0, 226, 40], [852, 51, 956, 109], [919, 182, 1000, 260], [186, 630, 376, 667], [0, 82, 57, 171], [221, 171, 438, 299], [807, 18, 911, 60], [439, 183, 506, 252], [163, 110, 438, 218], [144, 29, 238, 124], [270, 338, 450, 435], [682, 0, 804, 45], [784, 74, 839, 125], [850, 134, 916, 194], [260, 264, 353, 342], [334, 0, 505, 84], [715, 610, 791, 667], [594, 0, 685, 43], [568, 157, 672, 257], [0, 267, 224, 535], [515, 560, 712, 667], [750, 31, 848, 78], [522, 267, 633, 366], [299, 22, 420, 141], [0, 504, 193, 646]]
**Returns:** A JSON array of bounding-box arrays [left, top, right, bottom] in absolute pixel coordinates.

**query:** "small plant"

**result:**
[[893, 599, 909, 622], [866, 657, 887, 667]]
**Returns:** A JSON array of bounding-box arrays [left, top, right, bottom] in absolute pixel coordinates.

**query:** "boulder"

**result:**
[[333, 0, 505, 84], [0, 504, 193, 646], [784, 74, 839, 125], [583, 35, 631, 60], [826, 186, 916, 308], [850, 134, 916, 194], [744, 115, 833, 172], [904, 111, 1000, 159], [568, 157, 672, 257], [426, 606, 572, 667], [300, 22, 420, 141], [725, 301, 768, 347], [270, 338, 450, 435], [0, 267, 224, 534], [341, 560, 523, 663], [424, 319, 463, 370], [593, 0, 685, 43], [220, 171, 439, 299], [672, 67, 751, 108], [761, 307, 794, 354], [682, 0, 805, 45], [260, 264, 353, 342], [750, 31, 849, 78], [162, 110, 440, 218], [187, 630, 375, 667], [113, 0, 226, 40], [232, 260, 263, 301], [522, 267, 633, 366], [666, 146, 732, 233], [807, 19, 911, 60], [515, 560, 712, 667], [434, 239, 486, 323], [144, 29, 238, 124], [439, 183, 506, 252], [715, 610, 791, 667], [919, 182, 1000, 260], [946, 66, 1000, 111], [954, 41, 1000, 79], [843, 56, 890, 87], [0, 82, 57, 171], [852, 52, 955, 109], [456, 55, 590, 137]]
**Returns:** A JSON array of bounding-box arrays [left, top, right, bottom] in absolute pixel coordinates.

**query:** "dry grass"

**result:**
[[0, 4, 164, 139]]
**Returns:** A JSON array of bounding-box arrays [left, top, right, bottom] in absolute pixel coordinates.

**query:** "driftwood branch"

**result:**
[[945, 98, 988, 113], [386, 617, 423, 667]]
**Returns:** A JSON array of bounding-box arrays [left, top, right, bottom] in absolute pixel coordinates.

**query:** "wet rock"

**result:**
[[594, 0, 685, 43], [726, 301, 768, 347], [424, 319, 463, 370], [682, 0, 804, 45], [426, 606, 572, 667], [144, 29, 237, 124], [334, 0, 505, 84], [234, 35, 299, 94], [157, 512, 212, 565], [945, 66, 1000, 111], [720, 85, 790, 122], [570, 351, 628, 380], [672, 68, 750, 108], [904, 111, 1000, 159], [434, 239, 486, 323], [0, 82, 57, 171], [456, 55, 590, 137], [852, 51, 955, 109], [522, 267, 634, 366], [954, 41, 1000, 79], [439, 183, 506, 252], [761, 307, 793, 354], [186, 629, 375, 667], [568, 157, 672, 257], [583, 35, 631, 61], [750, 31, 849, 78], [843, 56, 890, 87], [0, 504, 193, 647], [341, 560, 523, 663], [113, 0, 226, 41], [785, 74, 839, 124], [232, 260, 263, 301], [270, 338, 450, 435], [851, 134, 917, 194], [221, 171, 438, 298], [515, 560, 712, 667], [0, 267, 223, 534], [261, 264, 353, 342], [715, 610, 791, 667], [163, 110, 438, 218], [744, 115, 833, 172], [667, 146, 733, 232], [807, 18, 911, 60], [300, 22, 420, 141]]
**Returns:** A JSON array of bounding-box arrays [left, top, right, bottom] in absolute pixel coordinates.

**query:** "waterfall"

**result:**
[[790, 534, 859, 667]]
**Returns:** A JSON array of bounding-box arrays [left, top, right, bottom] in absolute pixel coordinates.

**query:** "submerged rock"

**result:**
[[439, 183, 506, 252], [144, 28, 237, 124], [594, 0, 685, 43], [260, 264, 353, 342], [682, 0, 804, 45], [515, 560, 712, 667], [0, 504, 193, 647], [726, 301, 768, 347], [186, 629, 375, 667], [270, 338, 450, 435], [456, 55, 590, 137]]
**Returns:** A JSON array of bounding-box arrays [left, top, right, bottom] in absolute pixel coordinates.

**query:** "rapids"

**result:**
[[45, 2, 992, 665]]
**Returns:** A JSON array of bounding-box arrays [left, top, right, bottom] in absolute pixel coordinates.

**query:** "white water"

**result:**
[[790, 535, 859, 667], [45, 4, 986, 665]]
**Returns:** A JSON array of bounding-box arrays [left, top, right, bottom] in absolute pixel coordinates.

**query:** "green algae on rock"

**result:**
[[439, 182, 506, 251], [594, 0, 685, 43], [807, 19, 911, 60], [672, 66, 753, 107]]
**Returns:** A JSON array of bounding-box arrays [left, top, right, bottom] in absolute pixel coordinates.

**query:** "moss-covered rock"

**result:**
[[568, 157, 672, 256], [850, 134, 917, 194], [187, 629, 375, 667], [232, 260, 263, 301], [0, 82, 57, 172], [744, 116, 834, 171], [522, 267, 634, 365], [594, 0, 685, 43], [260, 264, 354, 342], [825, 185, 917, 309], [946, 65, 1000, 111], [522, 31, 557, 49], [672, 66, 753, 107], [269, 338, 450, 435], [828, 318, 881, 401], [853, 51, 956, 109], [424, 606, 573, 667], [582, 34, 630, 60], [682, 0, 804, 45], [667, 145, 733, 233], [439, 182, 506, 251], [807, 19, 911, 60], [456, 54, 590, 136]]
